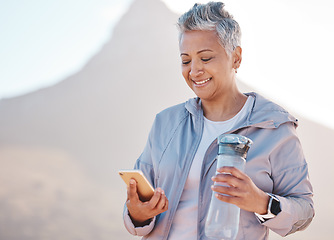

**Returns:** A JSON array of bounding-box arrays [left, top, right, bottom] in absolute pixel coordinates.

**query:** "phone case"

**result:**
[[119, 169, 154, 202]]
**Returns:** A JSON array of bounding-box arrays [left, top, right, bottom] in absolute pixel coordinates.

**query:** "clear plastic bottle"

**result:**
[[205, 134, 252, 240]]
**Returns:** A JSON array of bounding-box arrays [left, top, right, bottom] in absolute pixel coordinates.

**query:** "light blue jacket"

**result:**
[[124, 92, 314, 240]]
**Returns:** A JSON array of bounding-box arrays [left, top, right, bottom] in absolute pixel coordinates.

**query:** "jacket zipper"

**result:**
[[162, 113, 204, 240]]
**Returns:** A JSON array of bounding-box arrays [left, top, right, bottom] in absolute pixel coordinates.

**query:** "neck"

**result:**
[[201, 89, 247, 122]]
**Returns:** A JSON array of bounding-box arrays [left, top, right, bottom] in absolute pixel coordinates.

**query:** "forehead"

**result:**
[[179, 30, 223, 53]]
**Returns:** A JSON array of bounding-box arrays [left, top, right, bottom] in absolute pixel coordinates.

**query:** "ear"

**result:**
[[233, 46, 242, 70]]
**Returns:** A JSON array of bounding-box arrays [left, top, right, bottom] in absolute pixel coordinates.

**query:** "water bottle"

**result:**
[[205, 134, 252, 240]]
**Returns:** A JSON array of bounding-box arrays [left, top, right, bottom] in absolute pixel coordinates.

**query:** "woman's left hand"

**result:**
[[211, 166, 269, 214]]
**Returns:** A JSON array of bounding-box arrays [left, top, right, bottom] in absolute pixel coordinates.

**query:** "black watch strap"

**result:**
[[270, 195, 281, 215]]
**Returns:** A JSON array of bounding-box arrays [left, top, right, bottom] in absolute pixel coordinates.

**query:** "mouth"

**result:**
[[192, 77, 212, 86]]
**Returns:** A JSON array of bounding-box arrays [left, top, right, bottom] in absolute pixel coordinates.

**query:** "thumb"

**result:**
[[127, 179, 140, 202]]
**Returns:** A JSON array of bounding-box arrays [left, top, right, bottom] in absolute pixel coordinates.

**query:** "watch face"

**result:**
[[270, 198, 282, 215]]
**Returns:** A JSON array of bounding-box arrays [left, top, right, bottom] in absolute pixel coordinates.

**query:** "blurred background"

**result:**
[[0, 0, 333, 239]]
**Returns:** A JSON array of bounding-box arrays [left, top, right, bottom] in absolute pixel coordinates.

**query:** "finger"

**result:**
[[156, 192, 167, 210], [127, 179, 139, 202], [217, 166, 246, 179], [163, 197, 169, 211], [147, 188, 163, 208], [211, 184, 241, 197], [214, 192, 240, 204], [212, 173, 242, 187]]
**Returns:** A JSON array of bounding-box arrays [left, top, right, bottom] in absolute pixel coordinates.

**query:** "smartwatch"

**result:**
[[255, 193, 281, 222]]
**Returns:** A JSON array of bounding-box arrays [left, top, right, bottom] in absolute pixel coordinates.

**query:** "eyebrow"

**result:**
[[180, 49, 213, 56]]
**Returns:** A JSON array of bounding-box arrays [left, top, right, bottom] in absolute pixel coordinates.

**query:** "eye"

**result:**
[[202, 57, 212, 62], [182, 60, 191, 65]]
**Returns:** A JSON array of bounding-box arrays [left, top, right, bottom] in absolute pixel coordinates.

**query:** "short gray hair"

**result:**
[[177, 2, 241, 55]]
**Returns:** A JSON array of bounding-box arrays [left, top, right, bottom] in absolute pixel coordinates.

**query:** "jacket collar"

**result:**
[[185, 92, 298, 129], [185, 97, 202, 116]]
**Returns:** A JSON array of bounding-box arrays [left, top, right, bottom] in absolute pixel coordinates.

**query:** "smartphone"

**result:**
[[118, 169, 155, 202]]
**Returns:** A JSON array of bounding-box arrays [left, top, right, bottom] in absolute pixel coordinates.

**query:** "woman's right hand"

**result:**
[[126, 179, 169, 227]]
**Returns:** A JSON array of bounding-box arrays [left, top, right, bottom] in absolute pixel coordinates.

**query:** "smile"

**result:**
[[193, 77, 212, 85]]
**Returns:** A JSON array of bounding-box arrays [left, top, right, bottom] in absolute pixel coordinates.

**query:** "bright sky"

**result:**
[[1, 0, 333, 129], [0, 0, 131, 98]]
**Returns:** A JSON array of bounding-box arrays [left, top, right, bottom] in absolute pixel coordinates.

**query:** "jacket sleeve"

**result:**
[[122, 118, 157, 236], [123, 209, 156, 236], [259, 123, 315, 236]]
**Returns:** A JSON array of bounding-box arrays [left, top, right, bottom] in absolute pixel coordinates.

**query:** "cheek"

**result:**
[[181, 67, 189, 81], [181, 67, 193, 89]]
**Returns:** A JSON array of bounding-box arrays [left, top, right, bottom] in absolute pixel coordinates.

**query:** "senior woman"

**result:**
[[123, 2, 314, 239]]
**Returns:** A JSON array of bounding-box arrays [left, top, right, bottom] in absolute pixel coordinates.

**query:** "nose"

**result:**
[[189, 60, 204, 78]]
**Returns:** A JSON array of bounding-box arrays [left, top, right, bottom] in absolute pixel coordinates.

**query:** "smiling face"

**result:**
[[179, 30, 240, 103]]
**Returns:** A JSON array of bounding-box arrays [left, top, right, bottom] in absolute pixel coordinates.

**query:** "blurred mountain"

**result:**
[[0, 0, 331, 239]]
